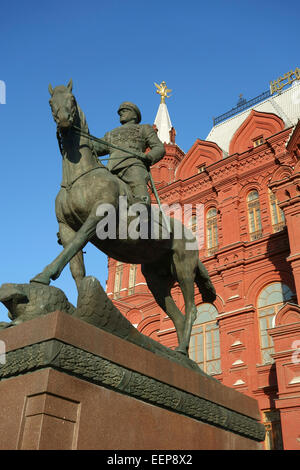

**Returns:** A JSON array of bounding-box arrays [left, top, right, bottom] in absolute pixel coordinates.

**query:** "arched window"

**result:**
[[113, 261, 123, 299], [159, 165, 169, 183], [128, 264, 137, 295], [247, 190, 262, 241], [268, 189, 285, 233], [257, 282, 293, 364], [189, 303, 221, 375], [206, 208, 218, 256]]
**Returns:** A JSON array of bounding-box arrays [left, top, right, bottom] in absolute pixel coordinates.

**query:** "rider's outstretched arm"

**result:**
[[92, 133, 110, 157]]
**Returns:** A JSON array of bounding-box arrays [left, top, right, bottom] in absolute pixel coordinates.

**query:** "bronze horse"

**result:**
[[31, 79, 216, 355]]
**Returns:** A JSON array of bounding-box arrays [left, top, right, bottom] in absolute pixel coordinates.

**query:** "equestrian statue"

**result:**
[[30, 79, 216, 355]]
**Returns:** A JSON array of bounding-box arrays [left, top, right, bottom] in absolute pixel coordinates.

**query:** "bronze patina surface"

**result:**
[[2, 80, 216, 356]]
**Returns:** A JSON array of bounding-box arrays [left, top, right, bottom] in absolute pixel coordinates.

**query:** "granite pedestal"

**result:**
[[0, 311, 265, 450]]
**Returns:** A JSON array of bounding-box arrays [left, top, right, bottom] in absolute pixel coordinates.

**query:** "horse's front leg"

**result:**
[[58, 222, 86, 291], [30, 204, 102, 286]]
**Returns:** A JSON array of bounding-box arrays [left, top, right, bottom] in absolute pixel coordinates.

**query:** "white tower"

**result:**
[[154, 81, 172, 144]]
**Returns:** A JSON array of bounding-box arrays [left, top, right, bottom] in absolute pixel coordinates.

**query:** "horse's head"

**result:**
[[48, 79, 77, 130]]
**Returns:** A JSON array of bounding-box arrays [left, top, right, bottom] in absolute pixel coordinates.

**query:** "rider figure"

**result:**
[[93, 102, 165, 205]]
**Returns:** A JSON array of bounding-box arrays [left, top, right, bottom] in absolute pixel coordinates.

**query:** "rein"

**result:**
[[59, 120, 168, 226], [71, 125, 168, 226], [61, 166, 102, 191], [72, 125, 145, 161], [57, 122, 105, 192]]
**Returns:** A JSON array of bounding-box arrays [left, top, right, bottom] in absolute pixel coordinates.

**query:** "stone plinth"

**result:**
[[0, 311, 265, 450]]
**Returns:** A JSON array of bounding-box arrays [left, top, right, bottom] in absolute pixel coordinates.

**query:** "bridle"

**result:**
[[53, 95, 103, 191]]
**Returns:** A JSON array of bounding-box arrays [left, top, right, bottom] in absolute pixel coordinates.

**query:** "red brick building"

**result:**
[[106, 80, 300, 450]]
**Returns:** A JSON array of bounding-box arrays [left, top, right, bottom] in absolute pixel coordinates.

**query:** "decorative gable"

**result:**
[[269, 165, 294, 184], [275, 303, 300, 326], [286, 120, 300, 158], [229, 109, 285, 156], [176, 140, 223, 180]]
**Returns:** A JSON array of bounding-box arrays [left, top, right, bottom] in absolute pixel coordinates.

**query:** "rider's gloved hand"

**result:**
[[139, 153, 152, 169]]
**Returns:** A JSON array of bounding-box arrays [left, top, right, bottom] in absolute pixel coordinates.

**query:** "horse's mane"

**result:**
[[75, 102, 89, 134], [53, 88, 106, 171], [74, 99, 108, 170]]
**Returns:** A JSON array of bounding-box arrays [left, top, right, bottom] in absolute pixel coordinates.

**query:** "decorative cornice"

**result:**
[[0, 339, 265, 442], [157, 143, 292, 204], [217, 305, 255, 320], [204, 231, 289, 275]]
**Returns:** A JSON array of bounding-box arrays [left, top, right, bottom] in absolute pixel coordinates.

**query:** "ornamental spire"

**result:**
[[154, 80, 173, 144]]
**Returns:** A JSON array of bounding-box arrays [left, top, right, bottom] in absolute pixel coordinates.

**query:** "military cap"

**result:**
[[118, 102, 142, 124]]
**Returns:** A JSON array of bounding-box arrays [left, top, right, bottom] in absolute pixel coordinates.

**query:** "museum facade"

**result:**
[[106, 77, 300, 450]]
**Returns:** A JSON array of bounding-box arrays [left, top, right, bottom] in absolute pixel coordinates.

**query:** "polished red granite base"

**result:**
[[0, 311, 264, 450]]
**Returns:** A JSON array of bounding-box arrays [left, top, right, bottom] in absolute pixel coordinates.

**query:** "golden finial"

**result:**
[[154, 81, 172, 104]]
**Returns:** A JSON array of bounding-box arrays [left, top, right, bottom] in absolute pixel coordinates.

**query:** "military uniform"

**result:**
[[93, 103, 165, 205]]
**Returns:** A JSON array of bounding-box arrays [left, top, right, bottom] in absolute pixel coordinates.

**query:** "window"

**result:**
[[198, 164, 206, 174], [206, 208, 218, 255], [189, 303, 221, 375], [188, 215, 197, 234], [247, 190, 262, 241], [113, 261, 123, 299], [253, 136, 264, 147], [128, 264, 137, 295], [269, 189, 285, 233], [257, 282, 293, 364]]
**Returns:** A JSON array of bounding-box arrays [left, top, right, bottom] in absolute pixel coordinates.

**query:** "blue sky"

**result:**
[[0, 0, 299, 321]]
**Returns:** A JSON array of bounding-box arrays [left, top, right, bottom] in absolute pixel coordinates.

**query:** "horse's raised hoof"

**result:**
[[30, 273, 51, 286]]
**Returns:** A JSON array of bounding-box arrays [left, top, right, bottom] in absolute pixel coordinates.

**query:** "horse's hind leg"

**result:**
[[176, 275, 197, 355], [141, 263, 185, 346], [58, 223, 86, 291], [173, 252, 198, 356]]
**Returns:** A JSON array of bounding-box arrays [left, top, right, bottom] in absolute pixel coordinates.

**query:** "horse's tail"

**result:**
[[195, 260, 217, 303]]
